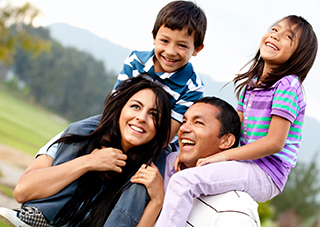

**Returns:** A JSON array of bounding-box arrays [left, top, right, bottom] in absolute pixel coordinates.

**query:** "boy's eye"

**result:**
[[161, 39, 169, 43], [271, 28, 278, 32], [178, 44, 187, 48]]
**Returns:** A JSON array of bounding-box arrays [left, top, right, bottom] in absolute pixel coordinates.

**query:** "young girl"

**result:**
[[155, 15, 318, 226]]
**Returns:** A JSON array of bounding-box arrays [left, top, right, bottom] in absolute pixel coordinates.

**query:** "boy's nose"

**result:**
[[166, 45, 177, 55]]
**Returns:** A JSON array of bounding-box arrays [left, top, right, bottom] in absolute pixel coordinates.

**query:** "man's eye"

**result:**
[[195, 121, 204, 125]]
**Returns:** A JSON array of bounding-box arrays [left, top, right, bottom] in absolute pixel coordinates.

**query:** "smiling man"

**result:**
[[155, 96, 261, 227]]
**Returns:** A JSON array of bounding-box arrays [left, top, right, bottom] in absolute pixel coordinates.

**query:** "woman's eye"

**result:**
[[149, 111, 158, 118], [131, 104, 140, 109]]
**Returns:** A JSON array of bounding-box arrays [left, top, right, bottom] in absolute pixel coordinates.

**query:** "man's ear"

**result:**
[[192, 44, 204, 56], [219, 133, 236, 150]]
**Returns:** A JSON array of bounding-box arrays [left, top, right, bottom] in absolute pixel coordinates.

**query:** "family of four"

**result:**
[[0, 0, 318, 226]]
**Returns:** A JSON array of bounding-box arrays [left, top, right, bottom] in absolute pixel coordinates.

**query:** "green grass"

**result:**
[[0, 89, 70, 156], [0, 89, 70, 227]]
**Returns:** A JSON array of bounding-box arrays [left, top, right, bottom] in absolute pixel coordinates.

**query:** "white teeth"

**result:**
[[181, 139, 195, 145], [266, 43, 279, 50], [164, 57, 176, 62], [130, 125, 144, 133]]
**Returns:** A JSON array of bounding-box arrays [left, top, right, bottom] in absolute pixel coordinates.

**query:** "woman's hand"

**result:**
[[131, 163, 165, 227], [131, 163, 164, 204], [87, 146, 127, 173]]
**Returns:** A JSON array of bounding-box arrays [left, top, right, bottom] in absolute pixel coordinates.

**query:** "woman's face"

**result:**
[[119, 88, 159, 152]]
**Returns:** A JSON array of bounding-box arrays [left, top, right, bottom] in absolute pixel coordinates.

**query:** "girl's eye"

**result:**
[[271, 28, 278, 32], [179, 44, 187, 48], [286, 35, 293, 40]]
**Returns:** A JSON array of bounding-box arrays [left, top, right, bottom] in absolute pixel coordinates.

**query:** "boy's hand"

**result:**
[[196, 152, 228, 167]]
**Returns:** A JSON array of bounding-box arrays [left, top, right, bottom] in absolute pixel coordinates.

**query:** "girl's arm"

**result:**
[[197, 113, 291, 166], [14, 147, 127, 203], [131, 163, 165, 227]]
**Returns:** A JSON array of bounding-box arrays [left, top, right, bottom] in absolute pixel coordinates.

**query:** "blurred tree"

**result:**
[[0, 0, 50, 66], [14, 36, 116, 121], [270, 154, 320, 223]]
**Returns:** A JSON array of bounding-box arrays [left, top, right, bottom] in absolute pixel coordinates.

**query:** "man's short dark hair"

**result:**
[[152, 1, 207, 49], [194, 97, 241, 148]]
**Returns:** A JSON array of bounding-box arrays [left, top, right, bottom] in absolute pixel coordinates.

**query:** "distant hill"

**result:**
[[46, 23, 320, 165], [47, 23, 131, 74]]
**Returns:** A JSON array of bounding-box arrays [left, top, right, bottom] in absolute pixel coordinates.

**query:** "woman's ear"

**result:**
[[219, 133, 236, 150]]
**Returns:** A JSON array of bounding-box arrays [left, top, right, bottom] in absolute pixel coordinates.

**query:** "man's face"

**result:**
[[178, 103, 225, 168]]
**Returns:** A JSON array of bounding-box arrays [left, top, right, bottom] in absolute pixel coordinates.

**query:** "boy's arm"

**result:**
[[197, 115, 291, 166]]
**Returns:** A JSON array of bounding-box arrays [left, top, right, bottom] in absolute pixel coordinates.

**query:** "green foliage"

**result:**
[[0, 1, 50, 65], [13, 37, 117, 120], [270, 156, 320, 222], [258, 201, 274, 224]]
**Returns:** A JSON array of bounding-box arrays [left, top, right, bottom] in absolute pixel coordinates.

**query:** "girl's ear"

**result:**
[[219, 133, 236, 150]]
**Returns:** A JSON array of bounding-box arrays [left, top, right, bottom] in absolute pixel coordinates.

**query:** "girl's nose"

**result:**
[[270, 33, 279, 41]]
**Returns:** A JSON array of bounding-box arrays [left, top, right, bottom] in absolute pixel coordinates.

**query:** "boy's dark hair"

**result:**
[[194, 96, 241, 149], [234, 15, 318, 99], [152, 0, 207, 49]]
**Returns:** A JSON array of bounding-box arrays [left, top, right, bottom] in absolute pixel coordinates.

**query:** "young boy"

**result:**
[[0, 1, 207, 227]]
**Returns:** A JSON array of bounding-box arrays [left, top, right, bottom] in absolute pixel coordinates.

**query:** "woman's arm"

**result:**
[[131, 163, 165, 227], [197, 115, 291, 165], [14, 147, 127, 203]]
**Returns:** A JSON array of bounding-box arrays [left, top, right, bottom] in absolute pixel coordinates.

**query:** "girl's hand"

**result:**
[[87, 146, 127, 173], [196, 152, 228, 167], [131, 163, 164, 205]]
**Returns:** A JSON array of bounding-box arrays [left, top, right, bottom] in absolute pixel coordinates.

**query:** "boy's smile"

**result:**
[[153, 25, 203, 73]]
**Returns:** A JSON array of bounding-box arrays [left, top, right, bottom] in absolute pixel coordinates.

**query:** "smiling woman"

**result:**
[[0, 75, 172, 227]]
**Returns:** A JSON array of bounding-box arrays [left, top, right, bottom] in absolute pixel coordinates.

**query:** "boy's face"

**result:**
[[153, 25, 203, 73]]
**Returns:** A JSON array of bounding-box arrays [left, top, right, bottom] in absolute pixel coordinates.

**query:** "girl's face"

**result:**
[[119, 88, 159, 152], [260, 19, 300, 74]]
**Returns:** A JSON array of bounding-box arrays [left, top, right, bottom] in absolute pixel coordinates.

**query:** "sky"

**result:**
[[7, 0, 320, 123]]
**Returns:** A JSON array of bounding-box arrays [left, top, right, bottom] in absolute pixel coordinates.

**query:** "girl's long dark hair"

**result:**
[[234, 15, 318, 99], [52, 75, 171, 227]]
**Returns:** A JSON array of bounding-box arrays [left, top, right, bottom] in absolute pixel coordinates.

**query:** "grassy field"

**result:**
[[0, 89, 70, 156], [0, 89, 70, 227]]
